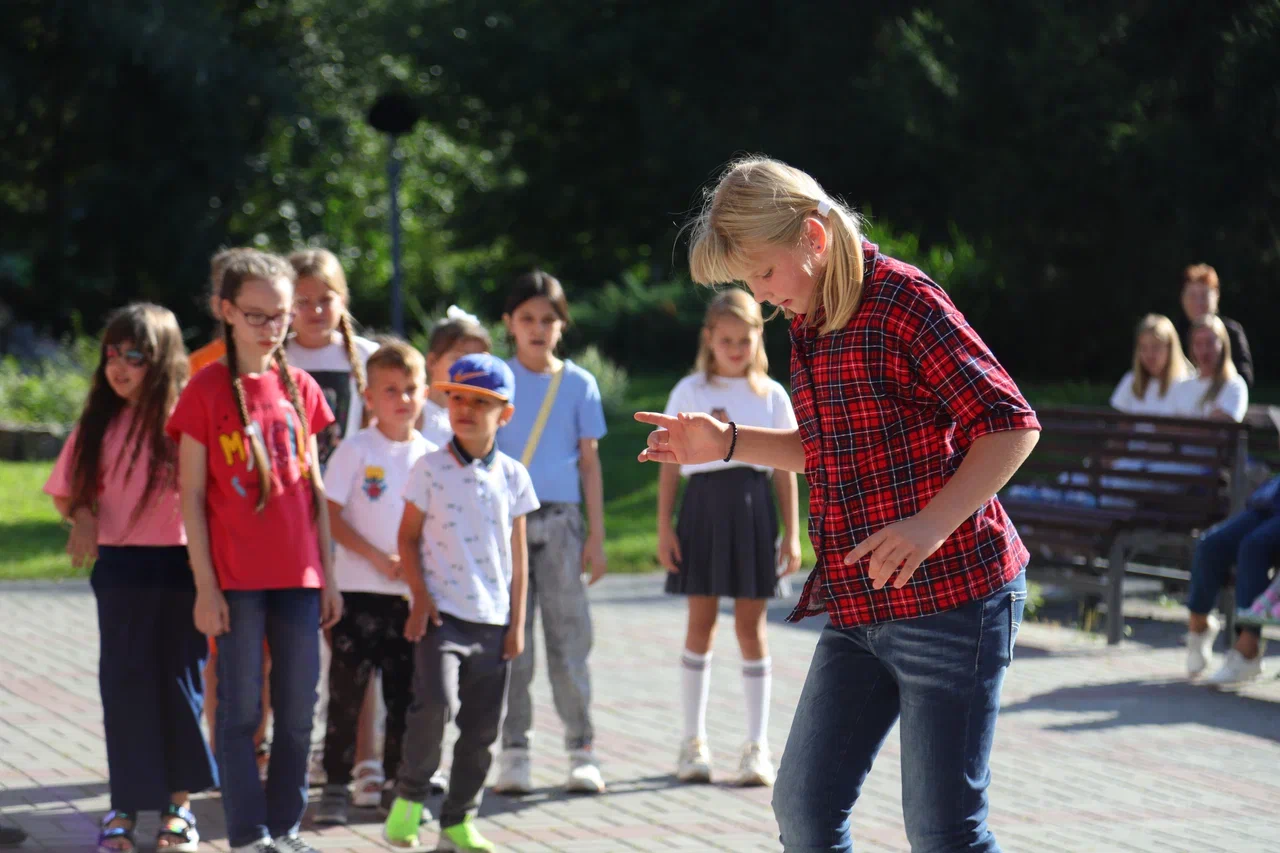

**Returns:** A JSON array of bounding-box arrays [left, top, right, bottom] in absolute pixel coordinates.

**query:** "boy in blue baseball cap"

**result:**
[[385, 352, 539, 852]]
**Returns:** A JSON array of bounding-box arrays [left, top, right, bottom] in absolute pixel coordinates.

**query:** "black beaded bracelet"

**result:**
[[723, 420, 739, 462]]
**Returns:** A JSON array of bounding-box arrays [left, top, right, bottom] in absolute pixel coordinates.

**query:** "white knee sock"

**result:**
[[742, 657, 772, 747], [681, 649, 712, 741]]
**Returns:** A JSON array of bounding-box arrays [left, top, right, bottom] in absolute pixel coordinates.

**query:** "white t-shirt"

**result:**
[[324, 426, 437, 595], [403, 443, 540, 625], [1172, 374, 1249, 422], [420, 399, 452, 449], [1108, 371, 1181, 417], [286, 335, 379, 468], [663, 373, 798, 477]]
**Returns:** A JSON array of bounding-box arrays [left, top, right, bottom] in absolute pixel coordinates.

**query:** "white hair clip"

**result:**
[[816, 200, 832, 216], [445, 304, 482, 326]]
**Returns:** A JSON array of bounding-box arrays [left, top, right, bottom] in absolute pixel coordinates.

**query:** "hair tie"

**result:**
[[816, 200, 832, 216], [445, 304, 481, 326]]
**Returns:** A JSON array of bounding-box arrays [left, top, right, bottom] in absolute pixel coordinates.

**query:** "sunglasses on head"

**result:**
[[105, 345, 147, 367]]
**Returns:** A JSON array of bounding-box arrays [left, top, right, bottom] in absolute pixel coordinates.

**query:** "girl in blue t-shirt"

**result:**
[[491, 270, 609, 796]]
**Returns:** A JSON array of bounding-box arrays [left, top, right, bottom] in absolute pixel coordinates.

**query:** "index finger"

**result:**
[[844, 529, 887, 566], [634, 411, 679, 428]]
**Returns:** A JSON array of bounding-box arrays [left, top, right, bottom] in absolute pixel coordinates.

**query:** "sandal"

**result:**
[[351, 759, 386, 808], [156, 803, 199, 852], [97, 811, 135, 853]]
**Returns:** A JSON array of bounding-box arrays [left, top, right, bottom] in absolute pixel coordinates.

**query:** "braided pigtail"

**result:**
[[274, 348, 322, 519], [337, 312, 370, 427], [226, 325, 273, 512]]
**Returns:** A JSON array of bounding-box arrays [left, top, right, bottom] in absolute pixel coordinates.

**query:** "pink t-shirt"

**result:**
[[166, 362, 335, 591], [43, 411, 186, 546]]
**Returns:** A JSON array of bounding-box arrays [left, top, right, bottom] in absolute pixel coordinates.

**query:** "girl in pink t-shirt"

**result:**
[[167, 250, 341, 853], [44, 303, 215, 853]]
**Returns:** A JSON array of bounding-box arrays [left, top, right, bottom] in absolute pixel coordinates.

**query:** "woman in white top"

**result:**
[[1109, 313, 1192, 416], [1174, 314, 1249, 422]]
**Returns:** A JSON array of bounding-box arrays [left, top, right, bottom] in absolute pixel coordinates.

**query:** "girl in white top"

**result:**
[[1109, 313, 1192, 416], [287, 249, 379, 469], [1174, 314, 1249, 422], [658, 288, 801, 789], [420, 307, 492, 448]]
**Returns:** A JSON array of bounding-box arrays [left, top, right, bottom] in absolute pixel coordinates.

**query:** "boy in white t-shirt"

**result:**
[[315, 340, 434, 826], [385, 353, 538, 853]]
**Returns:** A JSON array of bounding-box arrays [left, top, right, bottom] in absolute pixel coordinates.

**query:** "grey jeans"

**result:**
[[501, 503, 594, 752], [395, 615, 509, 827]]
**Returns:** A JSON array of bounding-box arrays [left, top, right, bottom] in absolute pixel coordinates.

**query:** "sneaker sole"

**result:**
[[313, 815, 348, 827], [734, 772, 774, 787], [676, 769, 712, 784], [565, 781, 606, 794]]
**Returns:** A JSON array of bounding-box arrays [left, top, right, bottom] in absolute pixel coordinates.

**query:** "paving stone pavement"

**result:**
[[1, 576, 1278, 852]]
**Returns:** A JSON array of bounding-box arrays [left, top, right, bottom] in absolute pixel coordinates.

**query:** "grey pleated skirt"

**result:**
[[665, 467, 779, 599]]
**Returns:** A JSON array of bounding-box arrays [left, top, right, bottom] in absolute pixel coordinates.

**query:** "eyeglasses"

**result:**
[[104, 345, 147, 367], [235, 304, 295, 328]]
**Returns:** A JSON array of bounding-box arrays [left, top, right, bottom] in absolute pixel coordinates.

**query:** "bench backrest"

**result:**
[[1004, 407, 1249, 531]]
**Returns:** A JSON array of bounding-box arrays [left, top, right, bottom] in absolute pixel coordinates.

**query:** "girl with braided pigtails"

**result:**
[[168, 250, 342, 853]]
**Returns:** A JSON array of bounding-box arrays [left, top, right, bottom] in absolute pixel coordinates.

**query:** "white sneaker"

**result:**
[[565, 749, 606, 794], [231, 841, 276, 853], [274, 835, 318, 853], [1204, 649, 1265, 687], [1185, 615, 1220, 676], [675, 737, 712, 783], [492, 748, 533, 795], [733, 741, 775, 787]]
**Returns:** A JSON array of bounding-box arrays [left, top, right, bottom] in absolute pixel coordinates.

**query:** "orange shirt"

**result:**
[[188, 339, 226, 375]]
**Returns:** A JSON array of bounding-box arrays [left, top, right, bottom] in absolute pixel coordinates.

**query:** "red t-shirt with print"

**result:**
[[167, 361, 335, 591]]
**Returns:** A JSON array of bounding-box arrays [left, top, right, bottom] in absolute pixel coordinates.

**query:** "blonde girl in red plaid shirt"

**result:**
[[638, 157, 1041, 853]]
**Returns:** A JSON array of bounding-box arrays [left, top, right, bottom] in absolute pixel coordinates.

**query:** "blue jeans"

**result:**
[[773, 572, 1026, 853], [217, 590, 321, 848], [1186, 508, 1280, 634]]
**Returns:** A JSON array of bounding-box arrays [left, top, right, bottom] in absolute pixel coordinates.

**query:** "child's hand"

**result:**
[[194, 586, 231, 637], [778, 534, 803, 577], [656, 526, 682, 574], [405, 594, 441, 642], [844, 513, 950, 590], [320, 586, 344, 630], [375, 552, 402, 582], [582, 532, 608, 585], [66, 510, 98, 570], [635, 411, 731, 465], [503, 623, 525, 660]]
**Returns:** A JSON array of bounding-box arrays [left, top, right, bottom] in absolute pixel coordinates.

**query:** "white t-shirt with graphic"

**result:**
[[403, 444, 540, 625], [324, 426, 437, 595], [420, 399, 452, 449], [286, 335, 379, 468], [1172, 374, 1249, 422], [664, 373, 798, 477]]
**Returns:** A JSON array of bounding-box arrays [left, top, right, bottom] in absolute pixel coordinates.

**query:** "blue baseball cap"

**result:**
[[434, 352, 515, 402]]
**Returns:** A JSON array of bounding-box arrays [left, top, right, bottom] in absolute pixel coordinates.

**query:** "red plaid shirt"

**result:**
[[789, 242, 1041, 628]]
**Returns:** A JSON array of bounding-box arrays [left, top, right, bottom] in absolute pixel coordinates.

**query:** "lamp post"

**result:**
[[366, 92, 424, 335]]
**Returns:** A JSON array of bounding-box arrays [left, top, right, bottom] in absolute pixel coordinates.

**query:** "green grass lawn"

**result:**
[[0, 460, 77, 581]]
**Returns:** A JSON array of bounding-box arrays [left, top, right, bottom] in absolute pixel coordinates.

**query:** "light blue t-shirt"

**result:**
[[497, 359, 607, 504]]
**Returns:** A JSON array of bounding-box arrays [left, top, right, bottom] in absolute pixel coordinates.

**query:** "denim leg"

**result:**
[[1233, 515, 1280, 635], [263, 589, 321, 839], [1186, 510, 1266, 615], [880, 572, 1026, 853], [771, 624, 900, 853], [217, 592, 270, 848]]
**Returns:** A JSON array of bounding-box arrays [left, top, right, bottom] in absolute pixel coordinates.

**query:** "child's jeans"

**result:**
[[217, 589, 320, 848], [93, 546, 217, 812], [1186, 508, 1280, 636], [502, 503, 593, 752], [772, 572, 1026, 853]]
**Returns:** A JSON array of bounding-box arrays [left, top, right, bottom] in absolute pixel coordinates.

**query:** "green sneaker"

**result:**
[[382, 797, 424, 849], [438, 816, 495, 852]]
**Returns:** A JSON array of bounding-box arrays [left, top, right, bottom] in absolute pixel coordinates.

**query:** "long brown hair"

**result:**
[[1129, 313, 1190, 399], [694, 288, 770, 395], [288, 249, 368, 403], [221, 251, 319, 515], [1189, 314, 1238, 407], [70, 304, 189, 528]]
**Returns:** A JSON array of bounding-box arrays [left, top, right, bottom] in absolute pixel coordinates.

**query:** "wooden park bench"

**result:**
[[1000, 406, 1269, 644]]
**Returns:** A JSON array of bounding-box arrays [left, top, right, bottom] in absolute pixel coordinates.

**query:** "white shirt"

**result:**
[[1172, 374, 1249, 422], [324, 426, 436, 595], [286, 335, 379, 466], [420, 399, 452, 449], [1108, 371, 1181, 417], [403, 444, 540, 625], [664, 373, 798, 477]]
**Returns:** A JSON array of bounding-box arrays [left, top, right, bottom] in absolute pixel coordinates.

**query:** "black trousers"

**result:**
[[322, 592, 415, 784]]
